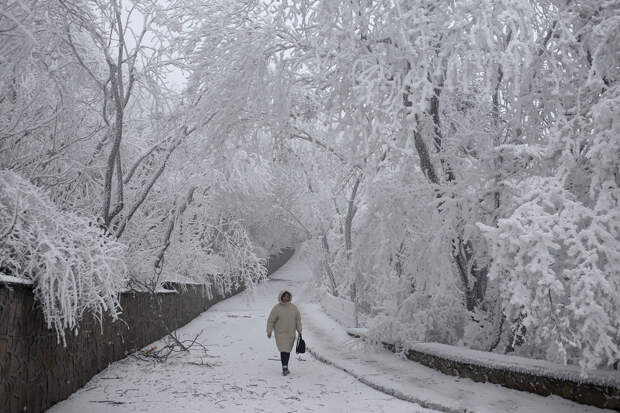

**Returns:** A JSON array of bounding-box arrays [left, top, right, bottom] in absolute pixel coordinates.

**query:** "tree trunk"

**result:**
[[153, 186, 197, 277], [321, 234, 338, 296], [405, 63, 488, 310], [344, 173, 361, 259]]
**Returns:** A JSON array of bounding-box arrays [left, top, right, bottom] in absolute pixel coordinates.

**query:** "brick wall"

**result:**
[[0, 247, 294, 413]]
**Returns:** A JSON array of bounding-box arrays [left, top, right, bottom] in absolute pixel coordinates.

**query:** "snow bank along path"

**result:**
[[47, 252, 433, 413]]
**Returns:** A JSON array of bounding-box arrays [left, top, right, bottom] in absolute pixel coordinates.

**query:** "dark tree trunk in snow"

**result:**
[[405, 65, 488, 311]]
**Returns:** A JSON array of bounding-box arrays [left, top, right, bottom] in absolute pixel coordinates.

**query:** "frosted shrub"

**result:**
[[161, 215, 267, 296], [366, 284, 466, 348], [480, 177, 620, 369], [345, 166, 470, 347], [0, 171, 127, 343]]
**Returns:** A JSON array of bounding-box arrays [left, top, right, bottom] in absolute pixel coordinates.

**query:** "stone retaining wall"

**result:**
[[347, 330, 619, 410], [0, 247, 294, 413], [405, 348, 619, 411]]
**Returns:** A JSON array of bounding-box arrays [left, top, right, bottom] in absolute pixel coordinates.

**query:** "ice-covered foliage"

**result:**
[[475, 0, 620, 370], [480, 178, 620, 369], [122, 150, 308, 294], [219, 150, 306, 256], [346, 163, 468, 345], [258, 0, 620, 370], [0, 171, 127, 342], [122, 179, 267, 295], [0, 0, 104, 205], [2, 0, 617, 370], [162, 210, 267, 297]]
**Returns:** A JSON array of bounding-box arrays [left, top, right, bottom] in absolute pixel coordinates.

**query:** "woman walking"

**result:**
[[267, 290, 302, 375]]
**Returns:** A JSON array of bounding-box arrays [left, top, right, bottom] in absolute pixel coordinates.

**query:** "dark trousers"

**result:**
[[280, 352, 290, 366]]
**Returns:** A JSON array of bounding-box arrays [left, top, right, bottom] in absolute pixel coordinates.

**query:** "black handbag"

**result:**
[[296, 334, 306, 354]]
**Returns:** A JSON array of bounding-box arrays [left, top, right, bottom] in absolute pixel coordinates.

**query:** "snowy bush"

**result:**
[[335, 163, 471, 346], [366, 284, 467, 349], [480, 177, 620, 370], [0, 171, 127, 343]]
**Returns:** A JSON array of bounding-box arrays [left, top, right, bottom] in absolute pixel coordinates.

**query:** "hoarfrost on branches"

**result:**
[[0, 171, 127, 343], [480, 177, 620, 370], [1, 0, 618, 372]]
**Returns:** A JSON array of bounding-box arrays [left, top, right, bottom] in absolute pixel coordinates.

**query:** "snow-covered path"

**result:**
[[47, 253, 433, 413], [47, 251, 612, 413]]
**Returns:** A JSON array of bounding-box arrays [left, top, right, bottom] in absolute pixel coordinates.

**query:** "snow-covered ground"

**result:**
[[46, 253, 430, 413], [47, 251, 613, 413]]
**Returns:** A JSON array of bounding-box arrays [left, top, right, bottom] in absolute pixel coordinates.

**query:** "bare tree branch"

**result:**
[[123, 136, 173, 185], [290, 128, 346, 163], [153, 186, 197, 274]]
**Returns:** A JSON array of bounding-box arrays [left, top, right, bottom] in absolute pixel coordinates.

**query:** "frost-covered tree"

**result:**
[[0, 0, 105, 203], [0, 0, 303, 339], [479, 0, 620, 369], [2, 0, 617, 369], [262, 0, 620, 369]]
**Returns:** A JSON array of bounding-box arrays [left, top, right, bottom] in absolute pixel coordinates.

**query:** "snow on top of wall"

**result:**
[[320, 292, 357, 328], [409, 343, 620, 388], [346, 328, 620, 388], [346, 327, 368, 337], [154, 287, 178, 294], [0, 275, 34, 286]]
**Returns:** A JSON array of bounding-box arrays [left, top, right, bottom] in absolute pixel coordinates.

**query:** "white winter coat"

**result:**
[[267, 290, 302, 352]]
